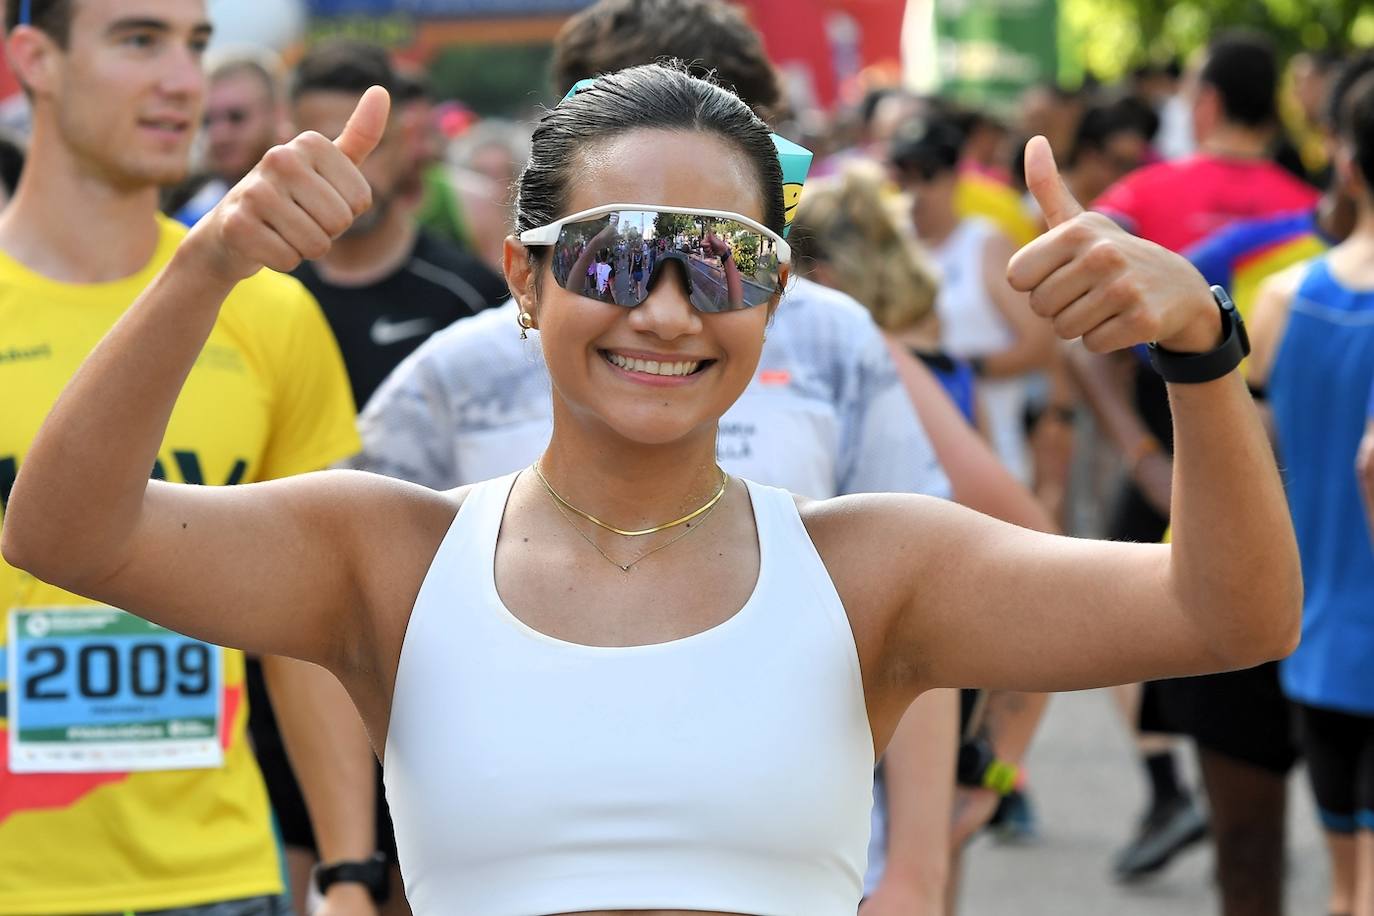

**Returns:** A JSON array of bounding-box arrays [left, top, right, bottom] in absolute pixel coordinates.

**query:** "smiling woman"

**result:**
[[1, 61, 1303, 916]]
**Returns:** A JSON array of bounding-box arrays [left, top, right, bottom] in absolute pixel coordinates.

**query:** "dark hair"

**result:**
[[1342, 72, 1374, 193], [1199, 31, 1278, 128], [4, 0, 73, 46], [515, 63, 784, 244], [291, 39, 397, 102], [1326, 50, 1374, 134], [0, 129, 24, 195], [860, 87, 899, 130], [1068, 98, 1154, 166], [889, 115, 964, 179], [394, 69, 430, 105], [948, 107, 1004, 142], [1132, 59, 1182, 83], [1114, 94, 1160, 142], [551, 0, 783, 125]]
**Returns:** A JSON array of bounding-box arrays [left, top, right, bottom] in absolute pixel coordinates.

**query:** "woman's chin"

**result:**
[[600, 410, 718, 449]]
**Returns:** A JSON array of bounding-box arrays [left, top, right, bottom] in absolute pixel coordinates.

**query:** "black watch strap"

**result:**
[[1146, 286, 1251, 384], [315, 852, 389, 904]]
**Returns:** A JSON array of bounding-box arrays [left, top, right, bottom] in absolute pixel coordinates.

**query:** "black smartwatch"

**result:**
[[1147, 286, 1250, 384], [314, 852, 390, 904]]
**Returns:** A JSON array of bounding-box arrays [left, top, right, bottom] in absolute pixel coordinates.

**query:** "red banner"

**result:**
[[736, 0, 906, 109]]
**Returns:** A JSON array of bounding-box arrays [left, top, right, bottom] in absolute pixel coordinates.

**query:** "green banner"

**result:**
[[936, 0, 1059, 113]]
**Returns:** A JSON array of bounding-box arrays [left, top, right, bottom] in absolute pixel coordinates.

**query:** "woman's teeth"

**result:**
[[605, 352, 701, 376]]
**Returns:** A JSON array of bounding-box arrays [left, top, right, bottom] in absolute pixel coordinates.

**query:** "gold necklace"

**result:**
[[532, 460, 728, 537], [542, 484, 723, 572]]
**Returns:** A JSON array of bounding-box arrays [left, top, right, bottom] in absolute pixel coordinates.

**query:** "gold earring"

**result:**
[[517, 310, 534, 339]]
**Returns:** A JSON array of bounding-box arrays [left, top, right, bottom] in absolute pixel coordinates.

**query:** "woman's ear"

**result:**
[[765, 263, 791, 326], [503, 236, 540, 326]]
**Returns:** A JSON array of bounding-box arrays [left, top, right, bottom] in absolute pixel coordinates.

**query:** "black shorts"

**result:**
[[245, 658, 398, 858], [1294, 702, 1374, 834], [959, 688, 983, 737], [1106, 481, 1168, 545], [1104, 482, 1299, 774], [1138, 662, 1299, 775]]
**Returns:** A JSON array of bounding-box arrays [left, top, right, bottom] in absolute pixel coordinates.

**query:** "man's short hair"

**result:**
[[551, 0, 782, 122], [394, 68, 431, 106], [291, 39, 397, 103], [1199, 30, 1278, 128], [1068, 96, 1156, 166], [4, 0, 74, 46], [209, 48, 283, 101]]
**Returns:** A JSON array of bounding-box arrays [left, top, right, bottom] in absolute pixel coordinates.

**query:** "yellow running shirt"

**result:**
[[955, 171, 1040, 248], [0, 216, 360, 914]]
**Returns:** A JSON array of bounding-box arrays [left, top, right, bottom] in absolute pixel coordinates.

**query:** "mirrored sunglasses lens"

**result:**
[[683, 216, 781, 312], [550, 210, 780, 311], [548, 214, 627, 305]]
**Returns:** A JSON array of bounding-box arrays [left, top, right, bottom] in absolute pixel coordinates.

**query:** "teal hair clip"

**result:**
[[559, 78, 813, 237], [561, 78, 598, 103]]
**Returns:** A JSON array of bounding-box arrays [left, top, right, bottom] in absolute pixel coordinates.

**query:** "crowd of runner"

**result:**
[[0, 1, 1370, 915]]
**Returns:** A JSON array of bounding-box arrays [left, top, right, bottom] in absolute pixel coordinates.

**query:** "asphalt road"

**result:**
[[959, 688, 1328, 914]]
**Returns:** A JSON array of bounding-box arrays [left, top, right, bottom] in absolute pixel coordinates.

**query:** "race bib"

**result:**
[[7, 607, 224, 773]]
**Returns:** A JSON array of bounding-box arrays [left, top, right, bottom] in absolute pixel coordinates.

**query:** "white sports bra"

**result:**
[[383, 473, 874, 916]]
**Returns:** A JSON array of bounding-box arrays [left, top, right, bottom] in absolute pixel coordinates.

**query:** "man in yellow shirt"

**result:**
[[0, 2, 378, 914]]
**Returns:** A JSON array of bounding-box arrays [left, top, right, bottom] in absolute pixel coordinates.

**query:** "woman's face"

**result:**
[[514, 129, 776, 448]]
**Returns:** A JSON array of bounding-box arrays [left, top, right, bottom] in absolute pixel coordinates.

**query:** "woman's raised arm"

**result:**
[[1, 88, 421, 672], [823, 138, 1301, 700]]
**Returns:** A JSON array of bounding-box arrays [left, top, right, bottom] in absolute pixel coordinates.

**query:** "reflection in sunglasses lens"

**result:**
[[548, 210, 780, 313]]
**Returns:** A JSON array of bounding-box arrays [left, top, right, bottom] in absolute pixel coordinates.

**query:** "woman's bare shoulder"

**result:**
[[305, 468, 478, 559], [794, 490, 949, 539], [794, 492, 953, 596]]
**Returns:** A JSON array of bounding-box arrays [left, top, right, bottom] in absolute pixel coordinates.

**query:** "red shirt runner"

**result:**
[[1093, 154, 1318, 252]]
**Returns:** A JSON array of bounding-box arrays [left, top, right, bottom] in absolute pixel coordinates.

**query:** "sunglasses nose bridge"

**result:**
[[644, 252, 694, 300], [629, 258, 703, 337]]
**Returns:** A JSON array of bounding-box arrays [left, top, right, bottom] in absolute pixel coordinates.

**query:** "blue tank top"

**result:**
[[1270, 257, 1374, 715], [912, 349, 977, 424]]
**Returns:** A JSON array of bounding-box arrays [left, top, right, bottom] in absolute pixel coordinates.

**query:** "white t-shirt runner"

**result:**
[[354, 277, 951, 896]]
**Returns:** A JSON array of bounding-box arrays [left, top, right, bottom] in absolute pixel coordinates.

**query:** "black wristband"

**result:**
[[314, 852, 389, 904], [1146, 286, 1250, 384]]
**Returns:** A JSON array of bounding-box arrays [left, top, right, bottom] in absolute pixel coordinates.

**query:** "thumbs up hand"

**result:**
[[1006, 136, 1221, 354], [187, 86, 391, 284]]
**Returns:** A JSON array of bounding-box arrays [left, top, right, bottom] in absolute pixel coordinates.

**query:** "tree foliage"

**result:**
[[1061, 0, 1374, 82]]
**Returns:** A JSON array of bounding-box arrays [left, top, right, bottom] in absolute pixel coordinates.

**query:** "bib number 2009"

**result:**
[[8, 608, 224, 774], [24, 642, 212, 701]]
